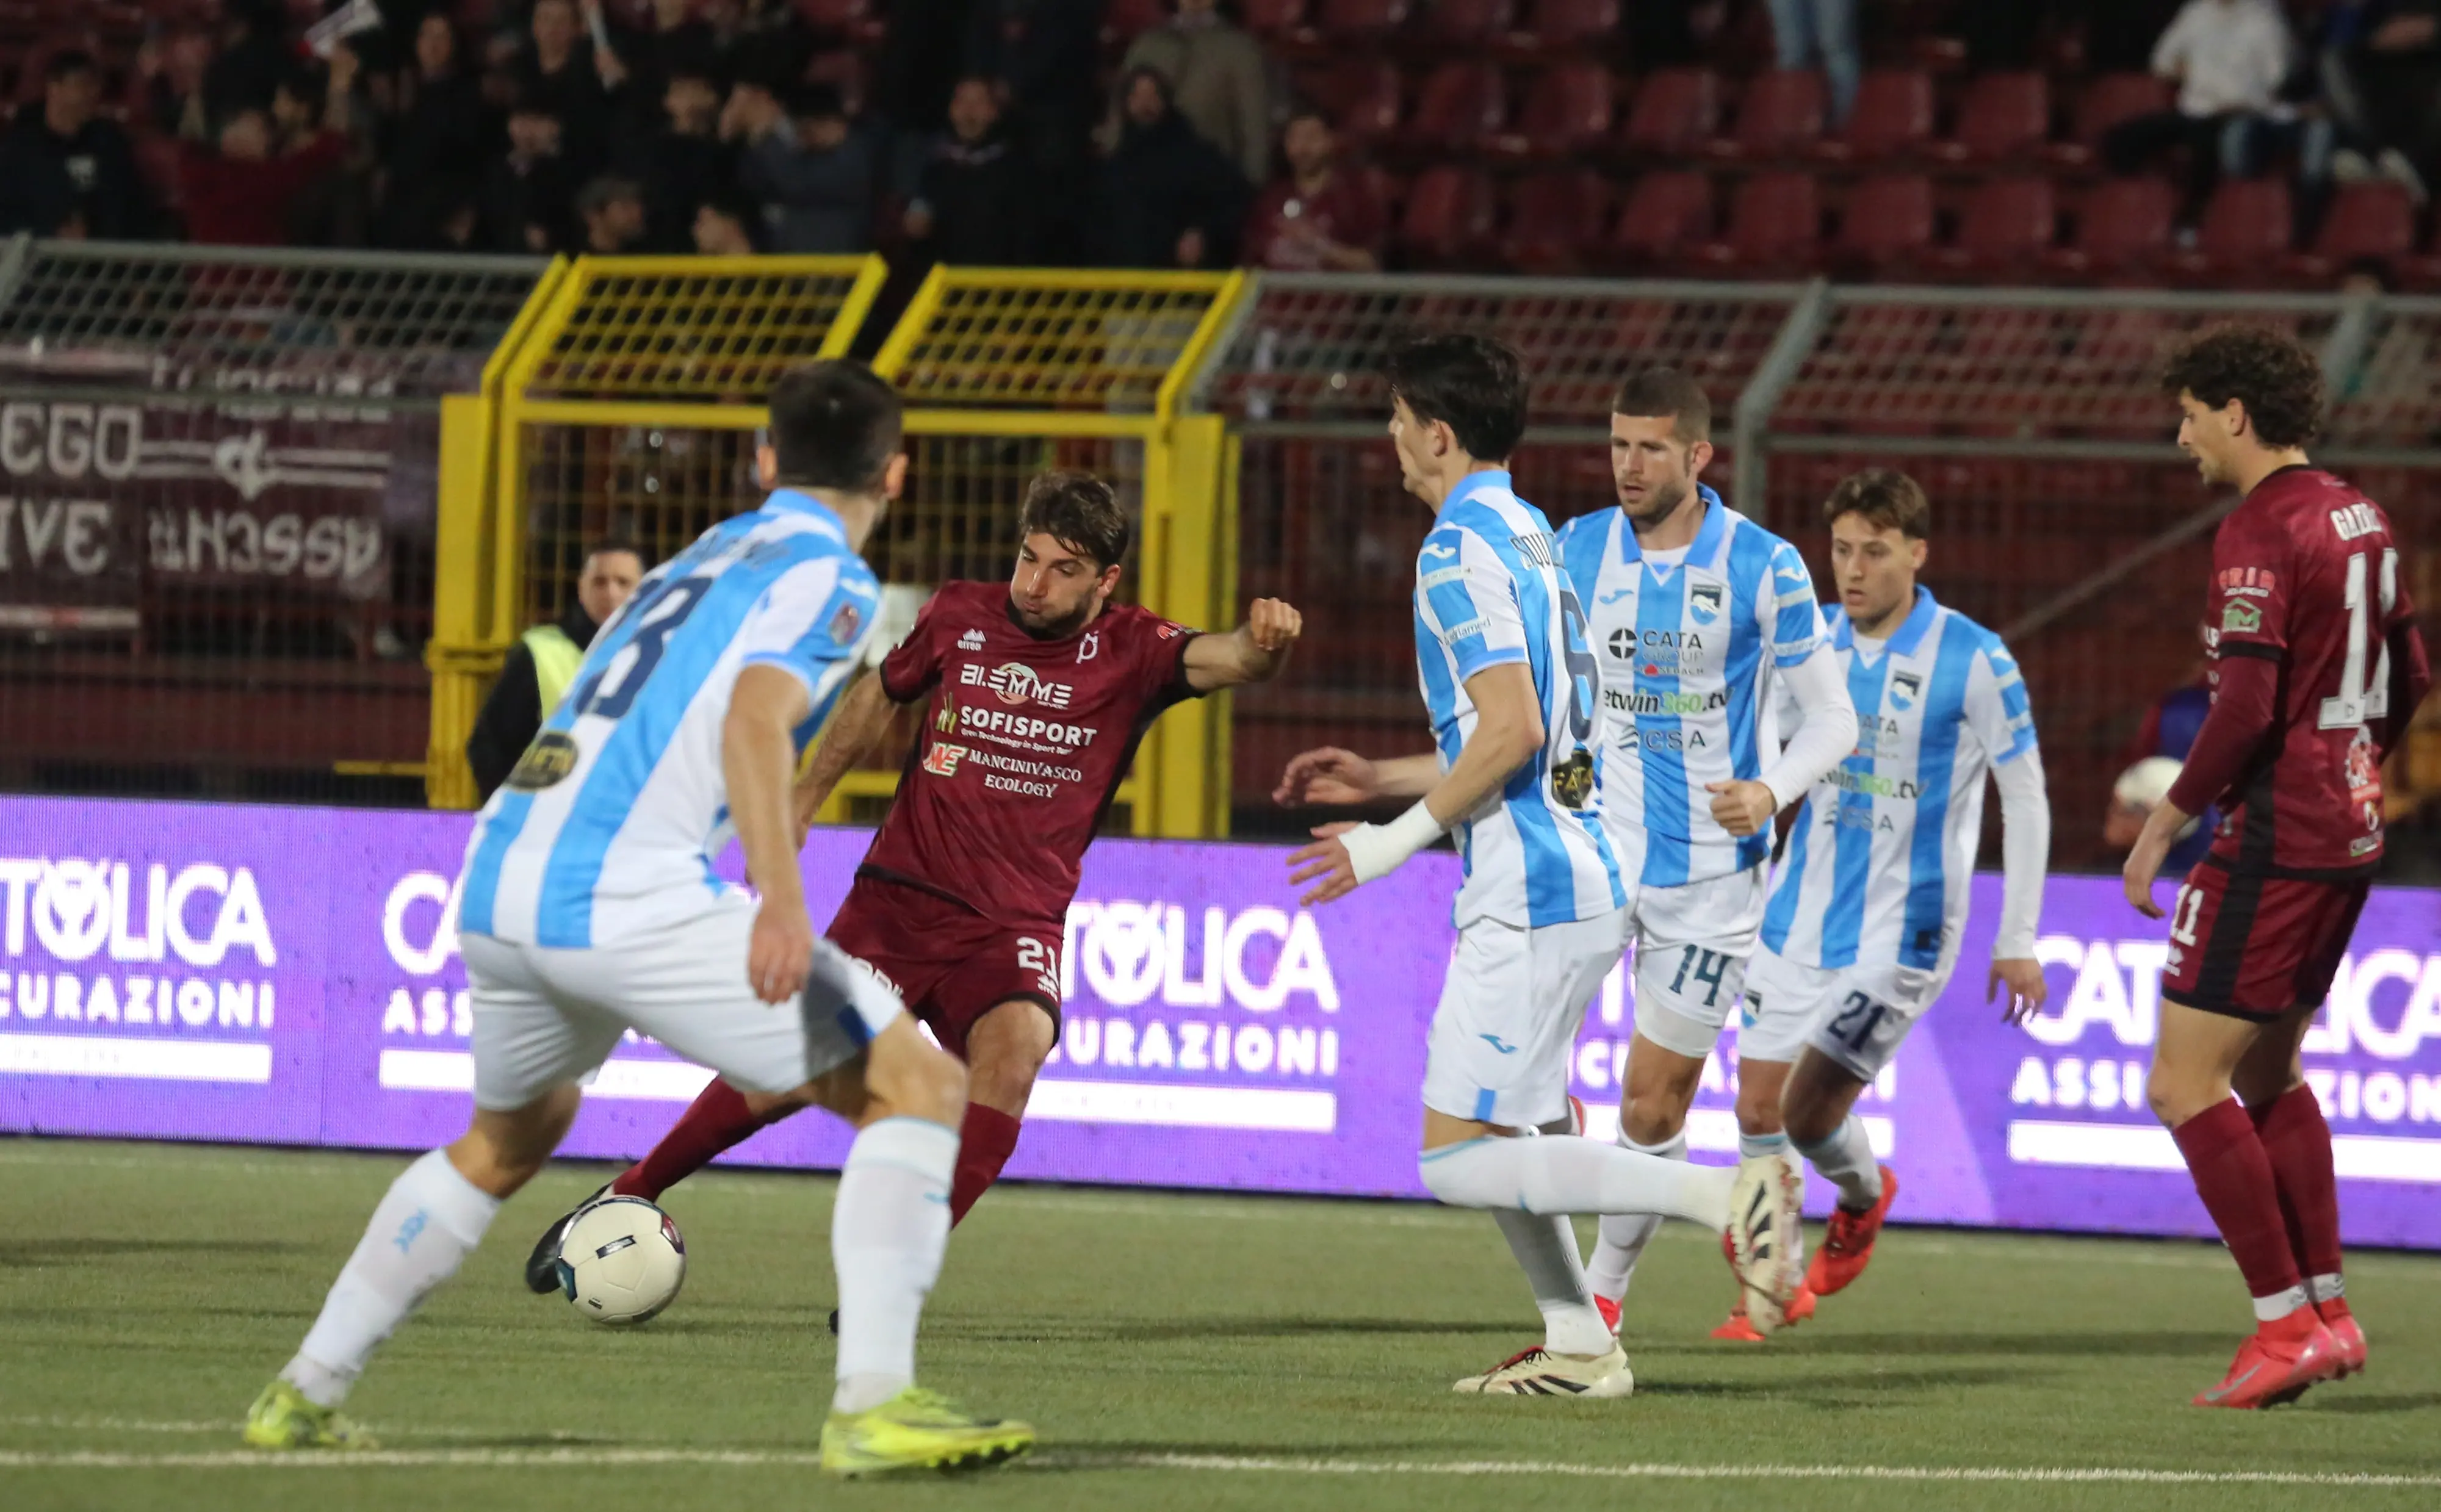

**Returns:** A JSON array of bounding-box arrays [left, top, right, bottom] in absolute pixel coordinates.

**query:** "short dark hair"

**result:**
[[1822, 469, 1931, 538], [46, 49, 98, 84], [583, 537, 645, 568], [1612, 366, 1712, 444], [1018, 470, 1131, 570], [2158, 324, 2324, 450], [1386, 333, 1529, 463], [766, 361, 903, 493], [794, 81, 848, 121]]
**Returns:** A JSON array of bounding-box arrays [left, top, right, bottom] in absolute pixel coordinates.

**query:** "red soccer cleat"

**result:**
[[2193, 1311, 2345, 1409], [1805, 1166, 1899, 1297], [1709, 1285, 1815, 1343], [2317, 1300, 2368, 1378]]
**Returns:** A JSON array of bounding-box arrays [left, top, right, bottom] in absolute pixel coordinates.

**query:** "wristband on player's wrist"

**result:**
[[1339, 799, 1446, 884]]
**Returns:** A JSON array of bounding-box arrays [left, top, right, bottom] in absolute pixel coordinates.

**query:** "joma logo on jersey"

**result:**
[[1604, 686, 1727, 716], [2331, 502, 2382, 541], [961, 661, 1075, 708], [922, 743, 968, 777]]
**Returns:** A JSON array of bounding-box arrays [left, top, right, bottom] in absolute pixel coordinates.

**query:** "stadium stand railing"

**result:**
[[0, 236, 550, 805]]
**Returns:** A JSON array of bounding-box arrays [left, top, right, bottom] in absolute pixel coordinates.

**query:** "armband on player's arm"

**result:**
[[1758, 644, 1859, 812], [1337, 801, 1448, 884]]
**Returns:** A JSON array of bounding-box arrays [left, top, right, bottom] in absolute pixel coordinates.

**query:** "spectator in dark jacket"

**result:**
[[732, 81, 879, 253], [482, 103, 578, 253], [967, 0, 1103, 261], [205, 0, 292, 123], [577, 174, 650, 253], [903, 77, 1028, 265], [181, 46, 359, 247], [379, 13, 500, 249], [511, 0, 615, 177], [0, 51, 149, 239], [1242, 106, 1384, 272], [615, 65, 736, 252], [1090, 68, 1249, 268]]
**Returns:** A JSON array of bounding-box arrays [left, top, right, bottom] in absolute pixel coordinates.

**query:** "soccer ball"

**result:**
[[2113, 756, 2201, 840], [558, 1197, 687, 1325]]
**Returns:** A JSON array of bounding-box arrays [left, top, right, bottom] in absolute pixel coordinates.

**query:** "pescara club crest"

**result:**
[[1687, 581, 1722, 626], [1889, 671, 1922, 711]]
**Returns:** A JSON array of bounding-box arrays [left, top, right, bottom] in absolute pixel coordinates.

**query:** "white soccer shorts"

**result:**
[[1623, 865, 1769, 1060], [464, 895, 906, 1112], [1738, 946, 1952, 1081], [1422, 907, 1628, 1131]]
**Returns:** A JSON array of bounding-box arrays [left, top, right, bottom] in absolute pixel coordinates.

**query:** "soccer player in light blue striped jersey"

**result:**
[[1736, 470, 2051, 1326], [243, 363, 1033, 1475], [1554, 369, 1859, 1334], [1278, 336, 1803, 1398]]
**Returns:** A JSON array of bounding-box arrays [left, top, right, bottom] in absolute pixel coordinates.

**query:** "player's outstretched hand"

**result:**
[[1988, 957, 2047, 1025], [1247, 597, 1303, 652], [746, 899, 815, 1005], [1704, 778, 1776, 837], [1274, 746, 1377, 807], [1288, 822, 1360, 906], [2121, 804, 2182, 919]]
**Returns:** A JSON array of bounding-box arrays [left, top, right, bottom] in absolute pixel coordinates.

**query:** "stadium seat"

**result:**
[[2287, 181, 2417, 281], [1833, 172, 1936, 273], [1697, 170, 1821, 271], [2045, 176, 2175, 279], [1417, 0, 1513, 49], [1930, 71, 2050, 164], [1399, 60, 1507, 153], [1618, 67, 1721, 159], [1240, 0, 1310, 40], [1502, 170, 1612, 273], [1707, 68, 1825, 161], [1813, 67, 1933, 163], [791, 0, 882, 43], [1487, 62, 1611, 159], [1102, 0, 1165, 44], [1316, 0, 1412, 45], [2166, 178, 2294, 282], [1504, 0, 1618, 53], [1299, 57, 1404, 139], [1933, 176, 2057, 274], [1396, 164, 1498, 266], [1606, 169, 1713, 269], [2052, 71, 2175, 168]]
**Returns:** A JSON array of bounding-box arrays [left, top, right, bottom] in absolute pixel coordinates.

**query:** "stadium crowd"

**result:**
[[5, 1, 2441, 281]]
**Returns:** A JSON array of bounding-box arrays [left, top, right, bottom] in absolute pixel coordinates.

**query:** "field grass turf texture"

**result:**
[[7, 1137, 2439, 1511]]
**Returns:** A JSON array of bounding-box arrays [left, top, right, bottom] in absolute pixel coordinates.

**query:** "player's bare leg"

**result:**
[[1781, 1051, 1892, 1304], [1583, 1035, 1703, 1322], [952, 999, 1056, 1223], [2149, 999, 2343, 1406], [2230, 1009, 2362, 1374]]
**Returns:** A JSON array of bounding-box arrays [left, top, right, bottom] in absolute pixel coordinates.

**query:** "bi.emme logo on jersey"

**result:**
[[962, 661, 1073, 709], [0, 856, 282, 1085]]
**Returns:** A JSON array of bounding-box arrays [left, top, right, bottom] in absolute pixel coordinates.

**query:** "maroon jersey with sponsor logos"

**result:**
[[2183, 467, 2424, 873], [859, 581, 1202, 927]]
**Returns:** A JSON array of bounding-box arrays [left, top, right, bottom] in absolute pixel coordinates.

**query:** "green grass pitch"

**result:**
[[7, 1137, 2440, 1511]]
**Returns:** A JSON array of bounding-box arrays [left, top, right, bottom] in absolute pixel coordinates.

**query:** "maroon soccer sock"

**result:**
[[948, 1105, 1023, 1226], [2251, 1084, 2344, 1292], [2171, 1098, 2307, 1319], [610, 1080, 787, 1200]]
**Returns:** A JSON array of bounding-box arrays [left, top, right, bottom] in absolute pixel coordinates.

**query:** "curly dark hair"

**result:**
[[2158, 324, 2324, 450]]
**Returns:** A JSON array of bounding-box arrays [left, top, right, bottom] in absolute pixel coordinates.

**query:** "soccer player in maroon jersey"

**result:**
[[523, 469, 1301, 1288], [2124, 326, 2431, 1409]]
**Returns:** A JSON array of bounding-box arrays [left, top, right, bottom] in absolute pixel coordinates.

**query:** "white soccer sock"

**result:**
[[1491, 1210, 1613, 1358], [1794, 1115, 1883, 1212], [2254, 1284, 2312, 1323], [1418, 1132, 1726, 1224], [831, 1116, 958, 1415], [284, 1148, 501, 1408], [2308, 1272, 2345, 1306], [1583, 1131, 1686, 1307]]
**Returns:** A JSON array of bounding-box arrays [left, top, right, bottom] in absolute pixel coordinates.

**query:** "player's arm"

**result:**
[[1182, 598, 1303, 693], [1717, 550, 1857, 835], [726, 664, 817, 1004], [2377, 596, 2432, 756], [790, 671, 901, 843], [1970, 640, 2050, 1024]]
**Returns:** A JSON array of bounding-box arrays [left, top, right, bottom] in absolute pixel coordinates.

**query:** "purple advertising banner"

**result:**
[[3, 794, 2438, 1248]]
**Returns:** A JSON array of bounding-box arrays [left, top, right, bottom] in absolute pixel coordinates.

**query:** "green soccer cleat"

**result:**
[[240, 1380, 377, 1451], [818, 1387, 1034, 1477]]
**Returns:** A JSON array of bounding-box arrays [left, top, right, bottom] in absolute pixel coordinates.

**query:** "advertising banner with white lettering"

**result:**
[[4, 796, 2437, 1248]]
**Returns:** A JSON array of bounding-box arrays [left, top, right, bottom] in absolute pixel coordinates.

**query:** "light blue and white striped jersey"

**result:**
[[1761, 588, 2037, 972], [458, 490, 879, 949], [1415, 470, 1624, 929], [1555, 485, 1825, 886]]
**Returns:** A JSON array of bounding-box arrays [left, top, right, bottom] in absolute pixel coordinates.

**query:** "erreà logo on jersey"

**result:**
[[957, 628, 985, 650], [961, 661, 1075, 708], [923, 743, 967, 777]]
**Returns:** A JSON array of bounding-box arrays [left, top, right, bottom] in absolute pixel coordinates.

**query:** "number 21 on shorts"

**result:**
[[1017, 937, 1060, 998]]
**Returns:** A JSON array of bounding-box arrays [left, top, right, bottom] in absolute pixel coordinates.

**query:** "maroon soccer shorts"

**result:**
[[2160, 858, 2371, 1021], [824, 876, 1064, 1059]]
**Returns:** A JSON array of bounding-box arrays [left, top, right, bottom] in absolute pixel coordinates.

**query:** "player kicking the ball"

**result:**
[[2126, 326, 2428, 1408], [525, 470, 1300, 1265], [1730, 470, 2052, 1337], [1551, 369, 1858, 1337], [242, 362, 1033, 1475], [1277, 334, 1802, 1398]]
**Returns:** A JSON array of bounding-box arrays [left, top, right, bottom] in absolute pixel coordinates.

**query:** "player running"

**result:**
[[2126, 325, 2428, 1409], [1551, 369, 1858, 1334], [242, 362, 1034, 1475], [523, 469, 1302, 1267], [1277, 334, 1802, 1398], [1726, 469, 2052, 1338]]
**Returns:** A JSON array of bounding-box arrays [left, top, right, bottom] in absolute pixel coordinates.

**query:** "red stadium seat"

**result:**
[[1487, 62, 1611, 159], [2052, 71, 2175, 168], [1834, 172, 1935, 272], [1607, 169, 1713, 268], [1709, 68, 1825, 162], [792, 0, 881, 43], [2288, 182, 2417, 279], [1397, 164, 1498, 266], [1698, 170, 1821, 270], [1299, 57, 1404, 139], [1316, 0, 1412, 44], [2046, 176, 2175, 278], [1502, 169, 1612, 273], [2168, 178, 2294, 282], [1401, 60, 1507, 153], [1814, 68, 1933, 163], [1418, 0, 1513, 48], [1240, 0, 1310, 40], [1934, 176, 2057, 273], [1618, 67, 1721, 159], [1102, 0, 1165, 44], [1505, 0, 1617, 52], [1930, 71, 2050, 164]]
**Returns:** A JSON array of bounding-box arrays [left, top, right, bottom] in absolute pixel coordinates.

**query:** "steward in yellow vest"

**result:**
[[466, 541, 646, 802]]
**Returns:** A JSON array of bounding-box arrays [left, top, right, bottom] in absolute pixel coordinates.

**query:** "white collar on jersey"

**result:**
[[1613, 482, 1728, 567], [1833, 584, 1940, 656], [1438, 467, 1513, 514], [761, 488, 849, 537]]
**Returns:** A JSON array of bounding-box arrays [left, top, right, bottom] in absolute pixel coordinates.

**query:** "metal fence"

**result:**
[[0, 237, 550, 804], [1198, 273, 2441, 876]]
